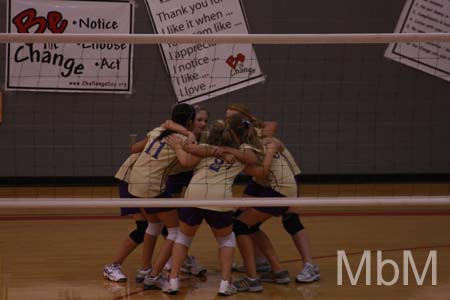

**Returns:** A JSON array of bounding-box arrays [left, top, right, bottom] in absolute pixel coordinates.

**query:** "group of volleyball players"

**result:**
[[104, 103, 320, 296]]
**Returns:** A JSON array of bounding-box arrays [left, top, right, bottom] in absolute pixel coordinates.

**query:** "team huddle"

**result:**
[[104, 103, 320, 296]]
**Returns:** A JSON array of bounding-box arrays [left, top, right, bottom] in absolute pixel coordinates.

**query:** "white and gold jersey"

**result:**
[[114, 153, 140, 183], [185, 143, 256, 211], [281, 147, 301, 176], [128, 127, 187, 198], [254, 145, 298, 197], [255, 127, 301, 176]]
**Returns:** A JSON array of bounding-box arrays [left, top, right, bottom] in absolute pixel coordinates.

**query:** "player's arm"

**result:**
[[220, 147, 258, 165], [183, 143, 218, 158], [260, 121, 278, 137], [263, 136, 285, 153], [243, 140, 281, 178], [131, 138, 148, 153], [184, 143, 236, 164], [162, 120, 196, 143], [165, 135, 201, 167]]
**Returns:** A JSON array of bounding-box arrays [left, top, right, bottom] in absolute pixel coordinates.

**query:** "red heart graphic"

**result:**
[[226, 53, 246, 70]]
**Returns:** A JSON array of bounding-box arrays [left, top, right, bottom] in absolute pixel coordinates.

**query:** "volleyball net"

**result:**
[[0, 32, 449, 209]]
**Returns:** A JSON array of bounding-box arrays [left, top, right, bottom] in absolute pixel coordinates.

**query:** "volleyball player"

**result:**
[[159, 106, 209, 276], [159, 115, 281, 295], [226, 104, 320, 286], [127, 103, 199, 285], [103, 152, 147, 282]]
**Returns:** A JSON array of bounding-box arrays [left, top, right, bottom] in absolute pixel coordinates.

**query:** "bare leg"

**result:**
[[150, 210, 180, 276], [236, 209, 271, 279], [250, 230, 283, 273], [291, 230, 313, 266], [285, 209, 314, 266], [169, 222, 199, 279], [211, 226, 234, 281], [142, 214, 161, 270], [113, 213, 145, 264]]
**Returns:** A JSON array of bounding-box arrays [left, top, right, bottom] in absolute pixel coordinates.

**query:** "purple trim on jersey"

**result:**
[[180, 207, 233, 229], [165, 171, 194, 195], [143, 191, 176, 214], [119, 181, 141, 216]]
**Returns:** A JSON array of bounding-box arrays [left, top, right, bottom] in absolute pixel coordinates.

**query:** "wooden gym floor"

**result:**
[[0, 183, 449, 300]]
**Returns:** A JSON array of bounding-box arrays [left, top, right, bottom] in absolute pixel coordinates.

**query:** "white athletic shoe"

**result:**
[[218, 280, 237, 296], [296, 263, 320, 283], [163, 277, 179, 295], [103, 263, 127, 282], [181, 256, 207, 276], [135, 267, 152, 283]]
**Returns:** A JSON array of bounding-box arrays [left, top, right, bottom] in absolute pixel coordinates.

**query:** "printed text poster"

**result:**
[[7, 0, 134, 93], [145, 0, 265, 104], [385, 0, 450, 82]]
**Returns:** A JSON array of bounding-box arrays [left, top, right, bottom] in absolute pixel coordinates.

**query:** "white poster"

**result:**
[[6, 0, 133, 93], [145, 0, 265, 104], [385, 0, 450, 82]]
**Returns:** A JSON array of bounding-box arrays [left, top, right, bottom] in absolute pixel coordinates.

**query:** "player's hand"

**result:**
[[185, 132, 197, 144], [265, 138, 281, 152], [221, 153, 236, 164]]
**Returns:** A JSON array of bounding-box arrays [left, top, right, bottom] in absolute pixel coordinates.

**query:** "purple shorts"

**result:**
[[165, 171, 194, 195], [244, 181, 289, 217], [243, 180, 266, 197], [119, 181, 142, 216], [180, 208, 233, 229]]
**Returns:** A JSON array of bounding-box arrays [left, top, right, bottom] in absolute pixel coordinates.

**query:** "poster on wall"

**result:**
[[6, 0, 133, 93], [145, 0, 265, 104], [385, 0, 450, 83]]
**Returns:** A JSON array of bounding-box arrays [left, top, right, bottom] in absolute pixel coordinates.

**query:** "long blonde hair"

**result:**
[[227, 103, 264, 129], [207, 114, 261, 151]]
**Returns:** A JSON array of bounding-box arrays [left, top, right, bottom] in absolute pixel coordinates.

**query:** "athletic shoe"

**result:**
[[218, 280, 237, 296], [260, 270, 291, 284], [234, 261, 272, 273], [181, 256, 207, 276], [136, 267, 152, 283], [232, 276, 263, 292], [162, 277, 179, 295], [143, 274, 165, 290], [103, 263, 127, 282], [296, 263, 320, 283]]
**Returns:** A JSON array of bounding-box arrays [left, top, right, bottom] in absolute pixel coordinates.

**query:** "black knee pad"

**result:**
[[233, 219, 252, 237], [161, 226, 168, 237], [282, 213, 304, 235], [248, 222, 261, 234], [129, 220, 148, 244]]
